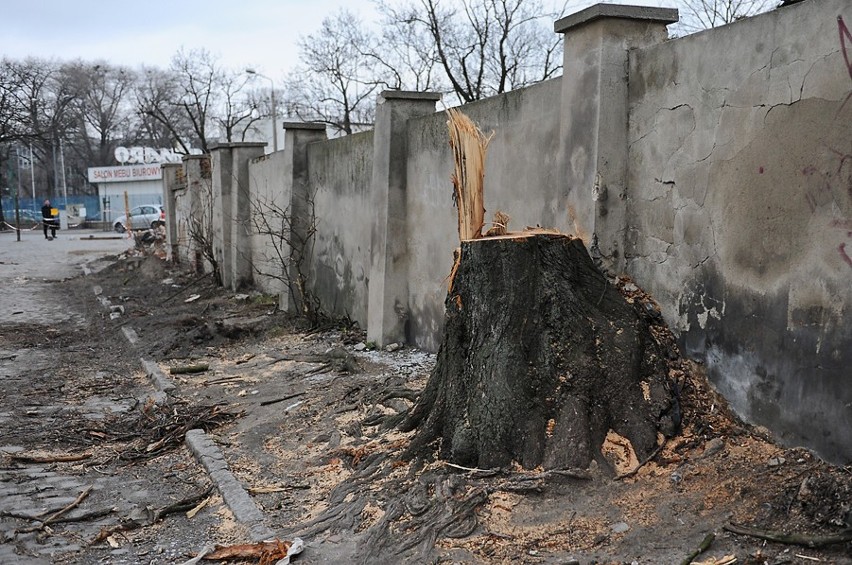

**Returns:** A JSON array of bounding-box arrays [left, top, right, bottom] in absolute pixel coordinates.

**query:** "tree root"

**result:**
[[293, 452, 387, 537], [356, 472, 488, 562], [723, 523, 852, 548]]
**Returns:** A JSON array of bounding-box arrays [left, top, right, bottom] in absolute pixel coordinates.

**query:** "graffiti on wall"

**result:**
[[840, 15, 852, 109], [808, 15, 852, 268]]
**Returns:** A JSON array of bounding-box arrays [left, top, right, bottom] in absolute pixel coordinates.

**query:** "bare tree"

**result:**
[[135, 49, 263, 152], [216, 70, 261, 144], [63, 61, 136, 167], [370, 11, 444, 92], [186, 160, 221, 284], [133, 66, 194, 151], [9, 58, 79, 200], [376, 0, 565, 104], [677, 0, 775, 34], [135, 49, 220, 154], [0, 58, 31, 145], [250, 189, 325, 323], [285, 10, 381, 135]]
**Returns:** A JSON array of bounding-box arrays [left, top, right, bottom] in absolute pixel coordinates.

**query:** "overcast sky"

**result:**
[[2, 0, 380, 83], [2, 0, 673, 84]]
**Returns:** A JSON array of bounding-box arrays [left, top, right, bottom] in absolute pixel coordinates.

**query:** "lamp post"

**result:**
[[245, 69, 278, 152]]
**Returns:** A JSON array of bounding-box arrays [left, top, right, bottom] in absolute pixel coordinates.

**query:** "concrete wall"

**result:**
[[308, 131, 374, 323], [247, 151, 291, 298], [164, 1, 851, 464], [626, 0, 852, 461], [405, 79, 565, 350]]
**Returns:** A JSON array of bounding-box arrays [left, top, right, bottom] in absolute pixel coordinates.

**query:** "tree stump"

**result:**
[[401, 232, 680, 471]]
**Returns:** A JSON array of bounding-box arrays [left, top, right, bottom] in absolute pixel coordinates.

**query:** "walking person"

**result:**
[[41, 199, 57, 240]]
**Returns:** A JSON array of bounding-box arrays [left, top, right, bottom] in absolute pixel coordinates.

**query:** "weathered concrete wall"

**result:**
[[247, 150, 291, 298], [174, 155, 212, 274], [167, 1, 851, 464], [627, 0, 852, 462], [308, 131, 374, 323], [405, 79, 565, 350]]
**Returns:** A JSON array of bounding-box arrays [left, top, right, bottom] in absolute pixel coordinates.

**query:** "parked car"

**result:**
[[114, 205, 165, 233]]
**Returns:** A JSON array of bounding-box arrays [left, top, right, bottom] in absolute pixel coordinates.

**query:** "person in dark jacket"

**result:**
[[41, 199, 57, 240]]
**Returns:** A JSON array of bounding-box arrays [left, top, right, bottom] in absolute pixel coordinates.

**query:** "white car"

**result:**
[[114, 205, 165, 233]]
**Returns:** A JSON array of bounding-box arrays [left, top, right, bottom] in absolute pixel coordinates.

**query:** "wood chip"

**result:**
[[186, 496, 210, 519]]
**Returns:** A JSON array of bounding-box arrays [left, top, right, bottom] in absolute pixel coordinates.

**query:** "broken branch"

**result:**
[[43, 485, 93, 526], [169, 364, 210, 375], [8, 452, 92, 464], [92, 485, 214, 544], [16, 485, 94, 533], [259, 392, 305, 407], [614, 441, 666, 481], [680, 532, 715, 565], [723, 523, 852, 548]]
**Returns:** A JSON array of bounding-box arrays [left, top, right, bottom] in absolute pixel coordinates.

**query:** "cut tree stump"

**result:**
[[400, 232, 680, 471]]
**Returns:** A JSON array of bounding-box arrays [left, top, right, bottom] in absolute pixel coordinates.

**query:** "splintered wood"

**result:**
[[447, 108, 492, 241]]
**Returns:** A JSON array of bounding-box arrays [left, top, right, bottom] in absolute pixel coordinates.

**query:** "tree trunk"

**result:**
[[401, 232, 680, 471]]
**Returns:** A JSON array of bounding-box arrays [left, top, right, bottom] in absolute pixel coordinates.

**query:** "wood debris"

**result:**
[[484, 210, 510, 237], [6, 451, 92, 463], [169, 363, 210, 375], [692, 556, 736, 565], [92, 485, 213, 543], [201, 538, 294, 562], [447, 108, 493, 241], [186, 496, 211, 518]]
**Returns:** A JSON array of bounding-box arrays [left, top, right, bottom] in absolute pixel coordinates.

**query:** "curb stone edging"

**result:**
[[185, 429, 275, 542], [141, 358, 176, 394], [122, 326, 139, 345]]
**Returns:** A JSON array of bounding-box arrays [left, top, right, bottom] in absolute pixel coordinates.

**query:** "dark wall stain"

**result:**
[[680, 265, 852, 465]]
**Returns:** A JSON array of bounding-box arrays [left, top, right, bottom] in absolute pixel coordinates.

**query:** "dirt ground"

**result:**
[[1, 237, 850, 564]]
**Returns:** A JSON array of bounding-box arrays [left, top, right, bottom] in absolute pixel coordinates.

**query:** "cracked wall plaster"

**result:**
[[626, 0, 852, 463]]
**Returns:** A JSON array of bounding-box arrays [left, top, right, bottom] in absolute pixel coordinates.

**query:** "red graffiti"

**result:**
[[829, 218, 852, 229], [839, 243, 852, 267], [840, 16, 852, 79], [840, 15, 852, 109]]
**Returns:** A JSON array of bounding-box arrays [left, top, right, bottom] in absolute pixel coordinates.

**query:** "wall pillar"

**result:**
[[210, 142, 266, 290], [182, 154, 211, 274], [367, 90, 442, 346], [281, 122, 328, 312], [227, 142, 267, 290], [161, 163, 181, 263], [556, 4, 677, 273], [210, 145, 233, 286]]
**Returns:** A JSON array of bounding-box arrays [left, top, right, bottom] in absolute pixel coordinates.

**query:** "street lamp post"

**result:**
[[245, 69, 278, 152]]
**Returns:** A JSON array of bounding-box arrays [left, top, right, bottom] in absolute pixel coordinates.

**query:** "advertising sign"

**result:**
[[87, 164, 163, 183]]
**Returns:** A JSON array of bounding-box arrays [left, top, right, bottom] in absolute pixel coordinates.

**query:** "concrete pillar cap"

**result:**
[[555, 3, 678, 33], [380, 90, 442, 101], [208, 142, 268, 150], [282, 121, 327, 131]]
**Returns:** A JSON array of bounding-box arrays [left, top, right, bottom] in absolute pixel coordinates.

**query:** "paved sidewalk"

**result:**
[[0, 228, 133, 328]]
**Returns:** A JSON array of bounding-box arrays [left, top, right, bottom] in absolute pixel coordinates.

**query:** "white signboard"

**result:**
[[113, 146, 203, 165], [87, 164, 163, 183]]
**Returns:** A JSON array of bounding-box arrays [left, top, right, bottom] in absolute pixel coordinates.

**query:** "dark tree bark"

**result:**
[[400, 233, 680, 471]]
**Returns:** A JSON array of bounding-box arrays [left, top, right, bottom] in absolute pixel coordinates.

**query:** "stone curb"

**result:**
[[140, 358, 176, 394], [122, 326, 139, 345], [185, 429, 274, 542], [88, 269, 274, 543]]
